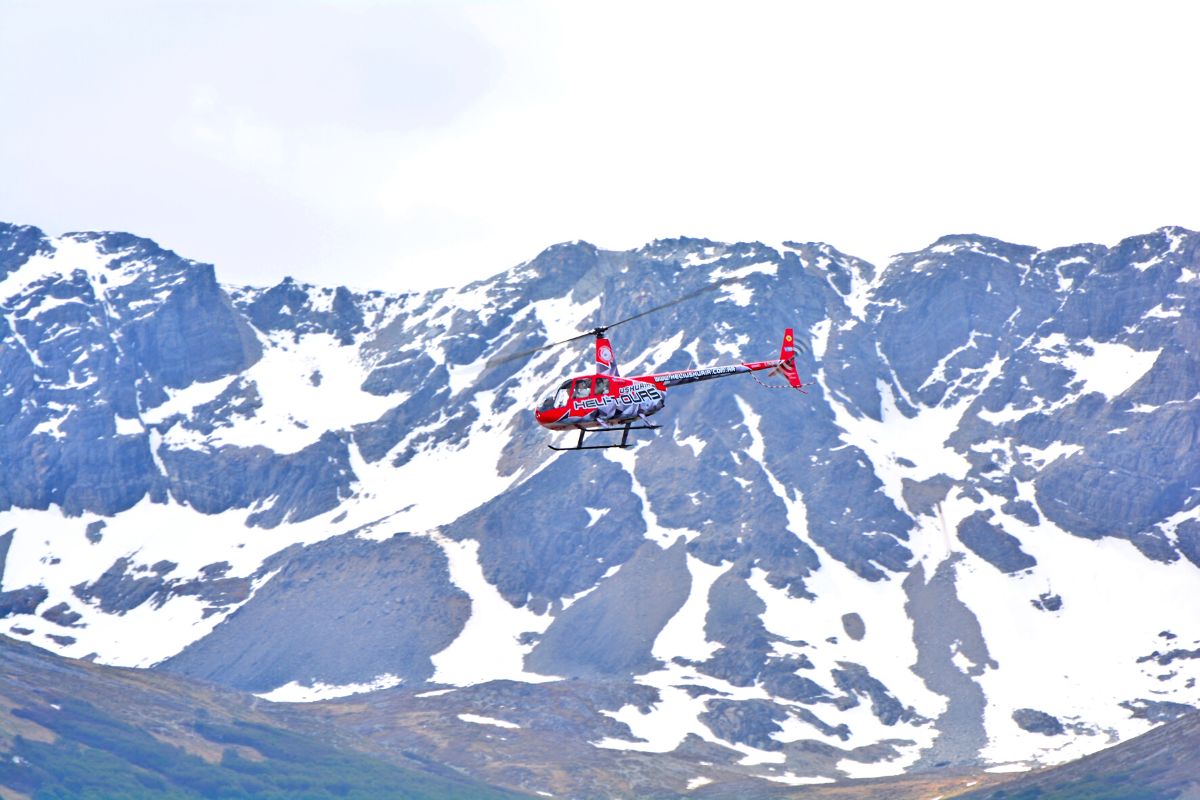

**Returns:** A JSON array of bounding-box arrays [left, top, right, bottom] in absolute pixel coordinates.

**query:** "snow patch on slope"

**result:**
[[426, 532, 558, 686], [458, 713, 521, 729], [735, 398, 944, 772], [935, 488, 1200, 769], [822, 374, 978, 511], [0, 236, 124, 299], [1033, 336, 1160, 400], [592, 662, 785, 765], [651, 556, 731, 663], [149, 331, 398, 455], [604, 446, 701, 548], [256, 673, 403, 703], [0, 495, 366, 667]]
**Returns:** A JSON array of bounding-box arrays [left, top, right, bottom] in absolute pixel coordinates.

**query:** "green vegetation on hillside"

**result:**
[[960, 767, 1181, 800], [0, 698, 526, 800]]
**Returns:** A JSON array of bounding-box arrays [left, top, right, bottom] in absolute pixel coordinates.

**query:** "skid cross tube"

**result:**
[[547, 421, 661, 451]]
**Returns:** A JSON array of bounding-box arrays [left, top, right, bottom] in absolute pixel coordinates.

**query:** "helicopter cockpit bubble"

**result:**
[[539, 380, 573, 412]]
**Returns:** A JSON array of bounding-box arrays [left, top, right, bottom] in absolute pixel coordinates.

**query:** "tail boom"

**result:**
[[640, 328, 805, 390]]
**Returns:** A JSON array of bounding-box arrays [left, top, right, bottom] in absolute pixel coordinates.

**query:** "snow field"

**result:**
[[0, 236, 131, 300], [587, 400, 946, 776], [592, 661, 785, 764], [938, 487, 1200, 768], [147, 330, 402, 455], [1032, 335, 1161, 400], [256, 673, 403, 703], [795, 336, 1200, 771], [424, 532, 558, 687], [736, 397, 948, 737], [458, 713, 522, 729], [650, 555, 730, 663], [0, 492, 386, 666]]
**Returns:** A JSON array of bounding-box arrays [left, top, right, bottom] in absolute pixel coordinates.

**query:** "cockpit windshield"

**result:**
[[539, 380, 574, 412]]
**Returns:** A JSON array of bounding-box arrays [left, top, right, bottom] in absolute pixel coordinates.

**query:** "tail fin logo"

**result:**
[[596, 337, 620, 376], [780, 329, 797, 360]]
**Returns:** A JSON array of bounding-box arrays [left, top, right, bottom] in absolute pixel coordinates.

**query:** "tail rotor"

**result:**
[[757, 328, 807, 392]]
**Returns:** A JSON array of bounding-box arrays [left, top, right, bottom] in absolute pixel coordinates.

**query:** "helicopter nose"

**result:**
[[535, 406, 569, 428]]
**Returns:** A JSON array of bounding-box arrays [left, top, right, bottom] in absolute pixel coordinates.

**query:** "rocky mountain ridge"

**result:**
[[1, 220, 1198, 796]]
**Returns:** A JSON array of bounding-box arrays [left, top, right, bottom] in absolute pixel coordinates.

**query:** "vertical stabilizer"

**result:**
[[595, 336, 619, 376], [777, 328, 802, 388]]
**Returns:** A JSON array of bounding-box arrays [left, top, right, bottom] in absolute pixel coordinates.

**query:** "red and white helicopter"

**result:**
[[494, 284, 807, 450]]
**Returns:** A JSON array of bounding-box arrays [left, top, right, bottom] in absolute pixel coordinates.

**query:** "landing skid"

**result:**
[[548, 421, 661, 451]]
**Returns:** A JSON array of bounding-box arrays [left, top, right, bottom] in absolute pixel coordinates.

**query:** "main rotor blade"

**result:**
[[484, 274, 767, 369], [601, 275, 744, 332], [484, 329, 595, 369]]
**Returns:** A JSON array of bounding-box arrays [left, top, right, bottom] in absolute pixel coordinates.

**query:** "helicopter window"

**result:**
[[572, 378, 592, 399], [538, 394, 557, 412], [549, 379, 573, 409], [595, 377, 611, 395]]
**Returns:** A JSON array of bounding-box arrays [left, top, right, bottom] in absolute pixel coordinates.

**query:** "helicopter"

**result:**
[[490, 281, 807, 451]]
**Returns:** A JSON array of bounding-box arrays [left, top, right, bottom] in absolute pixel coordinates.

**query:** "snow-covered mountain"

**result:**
[[1, 220, 1198, 795]]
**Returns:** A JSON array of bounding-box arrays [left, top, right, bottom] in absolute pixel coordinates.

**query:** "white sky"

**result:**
[[1, 0, 1198, 292]]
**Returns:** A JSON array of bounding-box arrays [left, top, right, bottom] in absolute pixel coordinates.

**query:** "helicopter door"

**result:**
[[571, 377, 593, 400]]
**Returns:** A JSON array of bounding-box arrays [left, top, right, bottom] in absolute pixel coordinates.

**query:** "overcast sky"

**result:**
[[2, 1, 1197, 292]]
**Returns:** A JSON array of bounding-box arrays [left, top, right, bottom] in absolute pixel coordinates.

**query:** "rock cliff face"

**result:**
[[1, 221, 1199, 793]]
